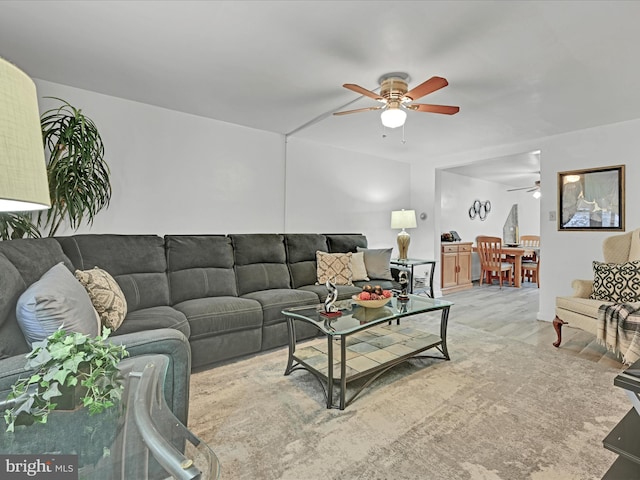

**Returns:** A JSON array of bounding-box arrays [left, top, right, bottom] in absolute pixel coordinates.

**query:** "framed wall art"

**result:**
[[558, 164, 625, 231]]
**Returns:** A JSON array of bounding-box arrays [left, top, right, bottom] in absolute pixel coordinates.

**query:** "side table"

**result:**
[[390, 258, 436, 297], [0, 354, 220, 480], [601, 358, 640, 479]]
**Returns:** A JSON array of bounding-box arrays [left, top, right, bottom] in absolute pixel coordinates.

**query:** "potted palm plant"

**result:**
[[0, 97, 112, 238], [3, 327, 128, 433]]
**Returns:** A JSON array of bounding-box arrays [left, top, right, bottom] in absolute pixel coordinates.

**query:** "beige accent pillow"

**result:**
[[629, 228, 640, 261], [316, 251, 353, 285], [351, 251, 369, 281], [75, 267, 128, 331]]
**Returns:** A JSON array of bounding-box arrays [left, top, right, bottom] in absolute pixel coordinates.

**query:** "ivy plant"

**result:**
[[3, 328, 128, 433]]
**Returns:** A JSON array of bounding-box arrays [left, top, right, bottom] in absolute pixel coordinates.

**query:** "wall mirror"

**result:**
[[558, 164, 625, 231]]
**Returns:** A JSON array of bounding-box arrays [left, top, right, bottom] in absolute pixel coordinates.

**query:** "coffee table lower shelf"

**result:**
[[285, 322, 447, 410]]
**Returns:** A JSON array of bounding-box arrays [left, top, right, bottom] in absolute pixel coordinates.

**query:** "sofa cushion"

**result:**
[[173, 296, 262, 338], [0, 238, 75, 287], [590, 260, 640, 303], [0, 253, 29, 359], [16, 263, 100, 347], [285, 234, 329, 289], [113, 306, 190, 338], [242, 289, 318, 326], [58, 235, 170, 312], [325, 234, 367, 253], [75, 267, 128, 331], [231, 234, 291, 295], [357, 247, 393, 281], [165, 235, 238, 303]]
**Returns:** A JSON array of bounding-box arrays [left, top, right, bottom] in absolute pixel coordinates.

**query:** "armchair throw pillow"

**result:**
[[16, 263, 100, 347], [75, 267, 128, 331], [316, 251, 353, 285], [590, 260, 640, 303]]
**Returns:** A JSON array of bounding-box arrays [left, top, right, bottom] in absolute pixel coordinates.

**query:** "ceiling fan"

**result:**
[[333, 72, 460, 128], [507, 180, 541, 193]]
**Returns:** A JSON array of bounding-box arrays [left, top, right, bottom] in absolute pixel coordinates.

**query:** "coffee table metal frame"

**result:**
[[283, 295, 452, 410]]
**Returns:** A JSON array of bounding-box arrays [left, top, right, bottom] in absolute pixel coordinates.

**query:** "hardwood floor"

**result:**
[[439, 280, 624, 369]]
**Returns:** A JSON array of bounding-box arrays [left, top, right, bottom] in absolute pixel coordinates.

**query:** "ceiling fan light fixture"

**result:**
[[380, 107, 406, 129]]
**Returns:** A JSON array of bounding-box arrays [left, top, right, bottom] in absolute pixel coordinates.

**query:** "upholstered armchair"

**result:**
[[553, 229, 639, 348]]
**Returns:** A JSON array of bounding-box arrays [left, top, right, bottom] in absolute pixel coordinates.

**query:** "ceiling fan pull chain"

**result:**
[[402, 124, 406, 144]]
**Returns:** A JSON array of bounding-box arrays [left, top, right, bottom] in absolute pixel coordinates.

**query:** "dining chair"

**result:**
[[476, 235, 513, 288], [520, 235, 540, 286]]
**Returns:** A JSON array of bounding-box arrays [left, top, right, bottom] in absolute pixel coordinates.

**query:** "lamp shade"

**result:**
[[380, 107, 407, 129], [391, 209, 417, 229], [0, 58, 50, 212]]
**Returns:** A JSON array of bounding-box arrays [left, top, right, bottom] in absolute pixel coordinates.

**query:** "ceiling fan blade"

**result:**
[[343, 84, 383, 101], [333, 106, 383, 116], [404, 76, 449, 101], [407, 103, 460, 115], [526, 187, 540, 192], [507, 186, 532, 192]]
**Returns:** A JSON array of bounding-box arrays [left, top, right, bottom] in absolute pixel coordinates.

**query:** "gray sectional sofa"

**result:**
[[0, 232, 397, 423]]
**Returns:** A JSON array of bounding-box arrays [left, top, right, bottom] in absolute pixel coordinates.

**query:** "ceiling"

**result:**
[[1, 1, 639, 187]]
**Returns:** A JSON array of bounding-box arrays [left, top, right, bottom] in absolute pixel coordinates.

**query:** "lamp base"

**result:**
[[397, 230, 410, 260]]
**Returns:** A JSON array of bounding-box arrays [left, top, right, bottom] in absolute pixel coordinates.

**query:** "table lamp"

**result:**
[[391, 209, 417, 260], [0, 57, 50, 212]]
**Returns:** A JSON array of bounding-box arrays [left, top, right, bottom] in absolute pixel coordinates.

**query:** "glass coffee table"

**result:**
[[282, 295, 453, 410]]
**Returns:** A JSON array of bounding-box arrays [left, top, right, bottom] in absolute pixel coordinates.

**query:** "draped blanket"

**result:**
[[597, 302, 640, 364]]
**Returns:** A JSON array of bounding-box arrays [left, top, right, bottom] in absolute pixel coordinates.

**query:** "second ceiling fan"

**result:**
[[333, 72, 460, 128], [507, 180, 541, 193]]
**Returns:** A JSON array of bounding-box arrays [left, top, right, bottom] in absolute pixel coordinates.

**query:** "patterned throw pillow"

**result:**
[[590, 260, 640, 303], [316, 251, 353, 285], [75, 267, 128, 331]]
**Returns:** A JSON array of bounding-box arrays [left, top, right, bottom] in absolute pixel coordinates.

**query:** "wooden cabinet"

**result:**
[[441, 242, 472, 295]]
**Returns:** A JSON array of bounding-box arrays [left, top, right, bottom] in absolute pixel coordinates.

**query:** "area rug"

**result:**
[[188, 318, 631, 480]]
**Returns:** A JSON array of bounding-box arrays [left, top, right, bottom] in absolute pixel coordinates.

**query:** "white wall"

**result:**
[[539, 120, 640, 321], [35, 80, 287, 235], [284, 137, 411, 252], [32, 80, 412, 250]]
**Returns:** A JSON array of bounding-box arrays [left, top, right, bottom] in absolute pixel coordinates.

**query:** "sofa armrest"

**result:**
[[0, 328, 191, 427], [571, 279, 593, 298], [105, 328, 192, 426]]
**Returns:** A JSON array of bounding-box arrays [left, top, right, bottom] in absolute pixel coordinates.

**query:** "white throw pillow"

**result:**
[[351, 251, 370, 281]]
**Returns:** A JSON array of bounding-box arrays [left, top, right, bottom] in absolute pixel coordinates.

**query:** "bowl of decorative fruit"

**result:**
[[352, 285, 393, 308]]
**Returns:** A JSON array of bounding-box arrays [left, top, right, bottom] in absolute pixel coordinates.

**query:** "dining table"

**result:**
[[471, 245, 537, 288]]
